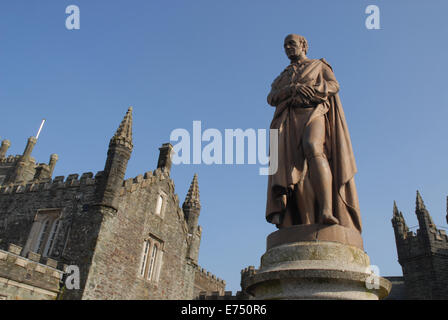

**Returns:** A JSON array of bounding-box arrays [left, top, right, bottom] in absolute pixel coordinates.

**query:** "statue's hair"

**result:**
[[285, 34, 309, 55]]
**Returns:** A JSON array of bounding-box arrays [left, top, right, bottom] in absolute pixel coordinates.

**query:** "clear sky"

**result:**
[[1, 0, 448, 293]]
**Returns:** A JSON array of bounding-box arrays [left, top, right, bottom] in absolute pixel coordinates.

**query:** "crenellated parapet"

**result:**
[[118, 169, 191, 228], [119, 169, 184, 214], [0, 155, 22, 164], [120, 169, 173, 194], [195, 266, 258, 300], [241, 266, 257, 285], [194, 265, 226, 285], [193, 264, 226, 298], [0, 243, 64, 300], [0, 172, 98, 195]]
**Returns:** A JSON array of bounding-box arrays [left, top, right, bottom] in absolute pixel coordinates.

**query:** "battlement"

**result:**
[[418, 227, 448, 243], [0, 244, 64, 300], [122, 168, 172, 190], [0, 171, 98, 195], [194, 264, 225, 285], [395, 227, 448, 261], [2, 243, 64, 271], [0, 155, 22, 164], [120, 169, 180, 205], [241, 265, 257, 277]]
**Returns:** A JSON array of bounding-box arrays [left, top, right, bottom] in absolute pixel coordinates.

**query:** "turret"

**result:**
[[6, 137, 37, 184], [49, 154, 58, 176], [183, 174, 201, 262], [183, 174, 201, 232], [391, 201, 409, 240], [0, 139, 11, 158], [157, 143, 173, 174], [96, 107, 133, 210], [22, 137, 37, 161], [415, 191, 436, 240], [33, 154, 59, 181]]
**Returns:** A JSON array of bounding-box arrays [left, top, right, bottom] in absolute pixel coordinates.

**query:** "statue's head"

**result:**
[[284, 34, 308, 61]]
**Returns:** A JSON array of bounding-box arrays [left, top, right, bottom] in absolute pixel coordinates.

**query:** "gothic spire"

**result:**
[[415, 190, 435, 229], [110, 107, 133, 149], [416, 190, 426, 212], [183, 174, 200, 209], [393, 201, 399, 217], [392, 201, 406, 224], [391, 200, 409, 238]]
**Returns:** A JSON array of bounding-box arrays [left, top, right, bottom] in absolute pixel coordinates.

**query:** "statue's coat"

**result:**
[[266, 58, 362, 232]]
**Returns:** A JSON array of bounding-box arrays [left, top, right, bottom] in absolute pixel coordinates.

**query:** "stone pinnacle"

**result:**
[[184, 174, 200, 209]]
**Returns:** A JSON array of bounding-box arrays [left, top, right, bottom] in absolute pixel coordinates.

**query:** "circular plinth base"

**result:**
[[267, 224, 364, 250], [242, 239, 391, 300]]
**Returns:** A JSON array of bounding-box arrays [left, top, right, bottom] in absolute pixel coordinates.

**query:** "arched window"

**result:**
[[155, 196, 163, 215], [43, 219, 61, 257], [139, 236, 163, 282], [140, 240, 151, 277], [154, 192, 167, 217], [147, 244, 158, 281], [26, 209, 62, 258], [36, 219, 51, 253]]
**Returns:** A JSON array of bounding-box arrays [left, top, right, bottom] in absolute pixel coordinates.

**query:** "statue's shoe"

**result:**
[[321, 213, 339, 225], [271, 213, 281, 225]]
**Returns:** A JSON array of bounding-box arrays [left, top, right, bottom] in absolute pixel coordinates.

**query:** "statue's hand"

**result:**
[[298, 85, 316, 99]]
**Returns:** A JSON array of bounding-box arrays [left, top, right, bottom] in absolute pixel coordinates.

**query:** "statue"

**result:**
[[266, 34, 362, 233]]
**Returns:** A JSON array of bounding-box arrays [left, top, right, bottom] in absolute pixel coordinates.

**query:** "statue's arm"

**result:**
[[319, 63, 340, 96], [309, 62, 340, 103], [297, 62, 340, 104]]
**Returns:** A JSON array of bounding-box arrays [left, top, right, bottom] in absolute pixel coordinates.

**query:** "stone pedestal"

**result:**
[[241, 224, 391, 300]]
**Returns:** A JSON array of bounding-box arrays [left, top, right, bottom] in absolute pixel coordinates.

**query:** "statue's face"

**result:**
[[284, 36, 303, 61]]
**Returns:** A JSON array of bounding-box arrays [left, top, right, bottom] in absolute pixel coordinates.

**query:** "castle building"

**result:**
[[0, 108, 225, 300], [390, 191, 448, 299]]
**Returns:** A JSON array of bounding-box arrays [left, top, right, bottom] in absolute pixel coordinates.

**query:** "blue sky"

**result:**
[[1, 0, 448, 293]]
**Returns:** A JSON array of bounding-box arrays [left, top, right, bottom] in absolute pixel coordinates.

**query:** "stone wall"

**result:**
[[0, 245, 63, 300], [193, 265, 226, 298], [396, 226, 448, 299], [81, 169, 197, 300], [384, 276, 406, 300], [0, 156, 21, 185], [0, 173, 99, 257], [0, 172, 105, 300]]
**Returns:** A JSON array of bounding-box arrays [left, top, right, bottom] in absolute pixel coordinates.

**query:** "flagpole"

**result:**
[[36, 119, 46, 140]]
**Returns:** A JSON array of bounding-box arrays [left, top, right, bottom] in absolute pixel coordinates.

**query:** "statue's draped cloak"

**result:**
[[266, 58, 362, 232]]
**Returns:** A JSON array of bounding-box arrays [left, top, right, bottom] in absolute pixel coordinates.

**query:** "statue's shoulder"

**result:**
[[318, 58, 334, 71]]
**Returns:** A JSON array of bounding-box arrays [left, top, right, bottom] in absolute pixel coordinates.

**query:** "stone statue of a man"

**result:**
[[266, 34, 362, 233]]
